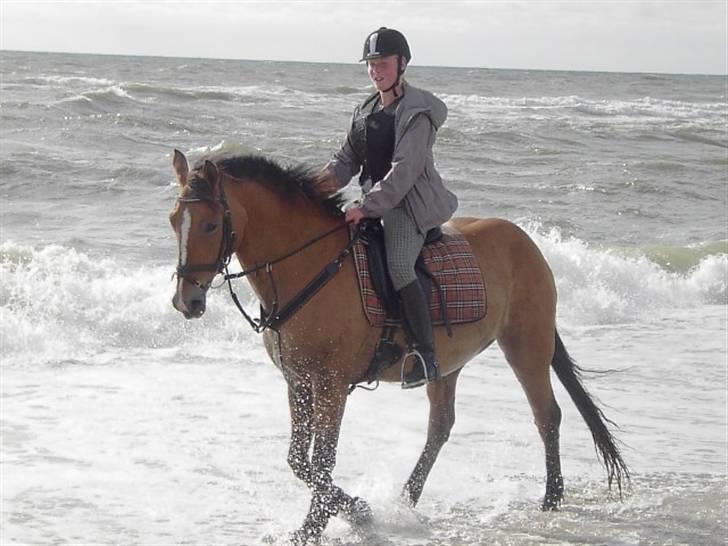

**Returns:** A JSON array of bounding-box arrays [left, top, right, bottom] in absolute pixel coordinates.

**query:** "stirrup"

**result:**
[[400, 349, 439, 389]]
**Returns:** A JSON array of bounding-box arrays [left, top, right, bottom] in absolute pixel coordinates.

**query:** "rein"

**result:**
[[176, 181, 359, 333], [224, 222, 350, 282], [223, 222, 357, 333]]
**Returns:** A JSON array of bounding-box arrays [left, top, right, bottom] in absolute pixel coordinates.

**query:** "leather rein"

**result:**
[[175, 182, 359, 333]]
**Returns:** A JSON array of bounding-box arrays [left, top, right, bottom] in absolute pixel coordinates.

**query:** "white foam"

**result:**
[[1, 234, 725, 366], [30, 75, 117, 86], [185, 139, 262, 158], [440, 93, 725, 130], [0, 241, 260, 367], [526, 224, 728, 325]]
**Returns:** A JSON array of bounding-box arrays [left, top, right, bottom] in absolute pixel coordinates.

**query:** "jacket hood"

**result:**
[[400, 81, 448, 129]]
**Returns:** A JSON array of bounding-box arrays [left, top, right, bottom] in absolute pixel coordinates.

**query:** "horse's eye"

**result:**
[[204, 223, 218, 233]]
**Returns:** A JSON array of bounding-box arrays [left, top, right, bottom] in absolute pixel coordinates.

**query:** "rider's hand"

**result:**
[[345, 207, 365, 225]]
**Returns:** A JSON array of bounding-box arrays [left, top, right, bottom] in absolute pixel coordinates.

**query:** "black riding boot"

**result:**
[[398, 280, 440, 389]]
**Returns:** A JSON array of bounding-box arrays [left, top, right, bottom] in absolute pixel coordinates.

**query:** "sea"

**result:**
[[1, 50, 726, 545]]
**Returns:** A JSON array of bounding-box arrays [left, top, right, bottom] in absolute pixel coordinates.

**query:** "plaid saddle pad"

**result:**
[[352, 227, 487, 328]]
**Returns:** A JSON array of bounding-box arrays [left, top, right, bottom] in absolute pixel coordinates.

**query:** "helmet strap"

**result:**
[[382, 55, 404, 98]]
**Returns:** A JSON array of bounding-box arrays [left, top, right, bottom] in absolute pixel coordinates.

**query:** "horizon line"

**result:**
[[1, 48, 725, 78]]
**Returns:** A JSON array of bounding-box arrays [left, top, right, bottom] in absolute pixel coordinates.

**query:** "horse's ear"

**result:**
[[203, 160, 220, 197], [172, 149, 189, 186]]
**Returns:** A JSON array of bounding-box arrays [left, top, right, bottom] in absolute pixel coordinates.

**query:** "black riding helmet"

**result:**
[[361, 27, 411, 97], [360, 27, 411, 63]]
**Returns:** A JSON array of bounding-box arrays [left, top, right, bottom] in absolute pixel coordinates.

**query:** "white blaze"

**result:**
[[179, 208, 192, 266], [176, 208, 192, 306]]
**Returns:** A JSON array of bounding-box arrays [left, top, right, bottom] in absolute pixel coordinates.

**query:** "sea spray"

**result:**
[[528, 225, 727, 324], [0, 241, 260, 367], [2, 231, 725, 366]]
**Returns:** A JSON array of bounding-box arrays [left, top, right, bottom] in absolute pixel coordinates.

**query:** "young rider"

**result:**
[[317, 27, 458, 388]]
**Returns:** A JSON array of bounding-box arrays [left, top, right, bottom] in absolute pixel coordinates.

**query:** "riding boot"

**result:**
[[398, 279, 441, 389]]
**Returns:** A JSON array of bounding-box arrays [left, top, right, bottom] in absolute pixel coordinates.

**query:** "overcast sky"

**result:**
[[1, 0, 726, 74]]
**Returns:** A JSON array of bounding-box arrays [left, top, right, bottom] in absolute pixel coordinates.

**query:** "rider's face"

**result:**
[[367, 55, 401, 92]]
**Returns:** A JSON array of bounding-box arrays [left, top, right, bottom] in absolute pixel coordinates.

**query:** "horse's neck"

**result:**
[[228, 180, 344, 307]]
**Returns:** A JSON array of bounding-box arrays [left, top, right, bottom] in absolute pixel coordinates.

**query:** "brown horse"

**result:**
[[169, 149, 628, 543]]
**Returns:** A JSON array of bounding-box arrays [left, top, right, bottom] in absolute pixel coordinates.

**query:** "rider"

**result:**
[[317, 27, 458, 388]]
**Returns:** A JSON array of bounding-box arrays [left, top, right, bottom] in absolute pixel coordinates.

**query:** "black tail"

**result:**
[[551, 330, 630, 493]]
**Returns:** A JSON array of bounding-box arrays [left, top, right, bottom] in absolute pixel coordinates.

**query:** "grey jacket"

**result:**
[[325, 81, 458, 234]]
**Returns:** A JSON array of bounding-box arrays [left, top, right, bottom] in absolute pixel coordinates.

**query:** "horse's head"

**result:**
[[169, 149, 236, 319]]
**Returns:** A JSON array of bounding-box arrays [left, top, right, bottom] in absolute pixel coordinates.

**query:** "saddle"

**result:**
[[353, 220, 487, 329], [350, 220, 487, 387], [359, 220, 441, 321]]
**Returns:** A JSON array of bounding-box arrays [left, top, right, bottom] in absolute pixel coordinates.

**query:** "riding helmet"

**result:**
[[360, 27, 411, 62]]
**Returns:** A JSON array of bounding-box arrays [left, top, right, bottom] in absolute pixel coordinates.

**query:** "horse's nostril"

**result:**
[[189, 299, 205, 316]]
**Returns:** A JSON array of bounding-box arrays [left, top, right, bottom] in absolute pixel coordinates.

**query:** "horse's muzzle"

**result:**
[[172, 289, 207, 319], [185, 297, 206, 319]]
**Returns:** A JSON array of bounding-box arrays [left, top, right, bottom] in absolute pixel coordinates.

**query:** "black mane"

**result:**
[[192, 154, 345, 217]]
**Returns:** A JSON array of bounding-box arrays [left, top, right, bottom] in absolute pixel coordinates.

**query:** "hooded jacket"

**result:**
[[325, 81, 458, 234]]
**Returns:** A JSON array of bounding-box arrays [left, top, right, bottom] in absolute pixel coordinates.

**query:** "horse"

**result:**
[[168, 149, 628, 543]]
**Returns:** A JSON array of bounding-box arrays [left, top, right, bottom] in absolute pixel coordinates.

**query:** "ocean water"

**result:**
[[1, 50, 726, 545]]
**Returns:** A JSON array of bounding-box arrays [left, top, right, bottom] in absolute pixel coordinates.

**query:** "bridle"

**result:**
[[175, 182, 236, 291], [174, 178, 359, 333]]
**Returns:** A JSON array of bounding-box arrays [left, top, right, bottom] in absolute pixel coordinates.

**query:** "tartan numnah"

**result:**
[[352, 228, 487, 327]]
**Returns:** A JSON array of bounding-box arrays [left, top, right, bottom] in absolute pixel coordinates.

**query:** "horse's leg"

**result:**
[[499, 331, 564, 510], [289, 380, 370, 530], [287, 382, 315, 487], [402, 368, 462, 506], [293, 374, 357, 543]]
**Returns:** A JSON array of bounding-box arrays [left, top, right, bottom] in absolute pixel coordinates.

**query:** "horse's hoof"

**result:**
[[291, 527, 320, 546], [399, 485, 419, 508], [340, 496, 374, 527], [541, 496, 562, 511]]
